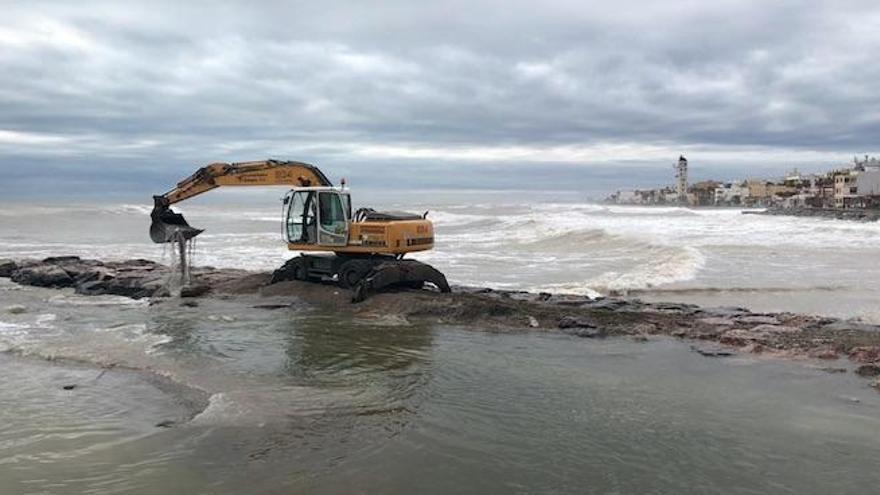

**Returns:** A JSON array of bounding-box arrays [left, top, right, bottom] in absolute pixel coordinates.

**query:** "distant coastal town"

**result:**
[[606, 155, 880, 209]]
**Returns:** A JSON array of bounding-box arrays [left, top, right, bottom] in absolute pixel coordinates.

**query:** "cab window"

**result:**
[[319, 192, 347, 232]]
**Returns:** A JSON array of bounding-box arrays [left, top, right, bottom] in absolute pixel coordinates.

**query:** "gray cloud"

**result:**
[[1, 0, 878, 196]]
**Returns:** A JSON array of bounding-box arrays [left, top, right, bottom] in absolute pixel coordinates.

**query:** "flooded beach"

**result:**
[[2, 279, 880, 493]]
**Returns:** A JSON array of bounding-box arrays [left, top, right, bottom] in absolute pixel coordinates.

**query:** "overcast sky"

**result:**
[[1, 0, 878, 198]]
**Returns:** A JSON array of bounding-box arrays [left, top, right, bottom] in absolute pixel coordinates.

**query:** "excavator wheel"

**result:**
[[270, 256, 315, 283], [352, 260, 451, 303], [337, 259, 373, 289]]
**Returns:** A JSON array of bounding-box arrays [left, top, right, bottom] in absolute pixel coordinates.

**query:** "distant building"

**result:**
[[745, 179, 770, 206], [854, 155, 880, 171], [833, 169, 859, 208], [604, 153, 880, 209], [689, 180, 720, 206], [857, 169, 880, 196], [714, 182, 747, 205], [674, 156, 688, 204]]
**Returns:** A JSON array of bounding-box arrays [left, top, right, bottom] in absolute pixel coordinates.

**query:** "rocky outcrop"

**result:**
[[0, 256, 247, 299], [5, 256, 880, 389], [0, 259, 17, 278], [746, 207, 880, 222]]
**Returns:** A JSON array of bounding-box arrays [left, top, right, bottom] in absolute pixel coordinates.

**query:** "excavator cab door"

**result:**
[[283, 190, 318, 244], [316, 191, 349, 246]]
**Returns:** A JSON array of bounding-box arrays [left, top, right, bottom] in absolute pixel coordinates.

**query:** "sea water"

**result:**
[[2, 193, 880, 493]]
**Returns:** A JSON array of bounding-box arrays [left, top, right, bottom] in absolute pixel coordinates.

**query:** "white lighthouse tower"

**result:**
[[675, 155, 688, 204]]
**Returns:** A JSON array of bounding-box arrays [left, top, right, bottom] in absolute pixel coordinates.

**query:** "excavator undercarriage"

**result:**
[[150, 159, 451, 301], [269, 254, 451, 302]]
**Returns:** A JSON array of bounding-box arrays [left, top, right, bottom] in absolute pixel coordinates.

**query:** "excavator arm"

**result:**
[[150, 159, 333, 243]]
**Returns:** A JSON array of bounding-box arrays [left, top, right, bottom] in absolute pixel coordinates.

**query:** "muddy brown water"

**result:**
[[2, 281, 880, 494]]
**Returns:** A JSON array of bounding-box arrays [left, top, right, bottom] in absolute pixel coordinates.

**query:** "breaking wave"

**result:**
[[583, 245, 706, 293]]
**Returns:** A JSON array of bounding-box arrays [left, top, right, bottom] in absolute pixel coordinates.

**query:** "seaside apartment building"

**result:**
[[833, 169, 859, 208], [714, 182, 747, 205]]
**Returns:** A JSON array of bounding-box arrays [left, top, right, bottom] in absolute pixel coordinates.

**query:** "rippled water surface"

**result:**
[[2, 281, 880, 494], [3, 194, 880, 492], [2, 193, 880, 320]]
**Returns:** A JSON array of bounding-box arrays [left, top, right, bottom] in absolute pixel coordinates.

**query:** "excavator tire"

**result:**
[[337, 259, 373, 289], [270, 257, 314, 284], [352, 260, 451, 303]]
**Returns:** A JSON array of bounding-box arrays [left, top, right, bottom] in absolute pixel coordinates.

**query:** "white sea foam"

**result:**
[[584, 245, 707, 293], [2, 200, 880, 318]]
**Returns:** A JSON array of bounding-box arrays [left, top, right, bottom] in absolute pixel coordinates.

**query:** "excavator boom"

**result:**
[[150, 160, 331, 243]]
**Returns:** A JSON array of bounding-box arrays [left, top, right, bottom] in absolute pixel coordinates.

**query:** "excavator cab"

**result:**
[[282, 188, 351, 247]]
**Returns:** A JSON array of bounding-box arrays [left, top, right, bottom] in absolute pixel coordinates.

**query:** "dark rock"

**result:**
[[848, 346, 880, 364], [736, 315, 780, 325], [70, 266, 115, 285], [180, 284, 211, 298], [43, 255, 82, 264], [700, 306, 751, 318], [652, 302, 700, 313], [698, 317, 736, 326], [855, 364, 880, 377], [822, 321, 880, 333], [819, 367, 847, 374], [180, 301, 199, 307], [155, 420, 176, 428], [809, 348, 840, 360], [562, 327, 605, 338], [558, 316, 596, 329], [75, 274, 163, 299], [152, 287, 172, 298], [691, 345, 735, 357], [12, 264, 74, 288], [253, 304, 292, 310], [62, 384, 77, 390], [0, 259, 17, 277]]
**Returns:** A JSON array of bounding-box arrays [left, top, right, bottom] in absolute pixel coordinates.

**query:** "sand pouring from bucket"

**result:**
[[149, 196, 204, 244]]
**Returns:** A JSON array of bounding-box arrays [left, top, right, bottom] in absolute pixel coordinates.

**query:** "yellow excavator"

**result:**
[[150, 159, 450, 300]]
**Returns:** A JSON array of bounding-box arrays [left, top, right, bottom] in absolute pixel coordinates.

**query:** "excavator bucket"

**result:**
[[352, 260, 451, 303], [149, 196, 203, 244]]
